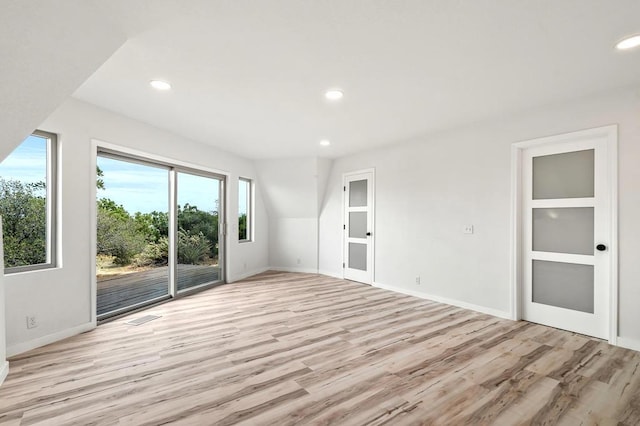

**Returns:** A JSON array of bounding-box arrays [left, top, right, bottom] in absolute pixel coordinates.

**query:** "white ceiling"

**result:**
[[73, 1, 640, 160]]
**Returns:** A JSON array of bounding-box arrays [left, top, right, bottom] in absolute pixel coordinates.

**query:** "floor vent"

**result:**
[[125, 315, 161, 326]]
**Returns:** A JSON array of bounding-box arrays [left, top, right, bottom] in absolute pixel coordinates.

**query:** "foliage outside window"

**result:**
[[0, 130, 57, 272], [239, 178, 252, 241]]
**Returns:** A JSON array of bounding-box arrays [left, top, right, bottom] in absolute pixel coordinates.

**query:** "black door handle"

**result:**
[[366, 232, 371, 236], [596, 244, 607, 251]]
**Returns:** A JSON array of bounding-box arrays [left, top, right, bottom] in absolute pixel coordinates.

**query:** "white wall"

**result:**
[[4, 99, 269, 356], [0, 218, 7, 385], [255, 157, 333, 273], [0, 1, 125, 161], [319, 87, 640, 344]]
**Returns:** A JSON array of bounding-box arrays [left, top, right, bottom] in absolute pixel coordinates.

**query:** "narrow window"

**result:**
[[238, 178, 252, 242], [0, 130, 57, 272]]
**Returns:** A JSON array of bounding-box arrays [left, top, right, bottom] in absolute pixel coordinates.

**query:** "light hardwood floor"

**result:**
[[1, 271, 639, 425]]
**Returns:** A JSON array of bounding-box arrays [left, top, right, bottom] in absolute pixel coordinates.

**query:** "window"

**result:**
[[238, 178, 252, 242], [0, 130, 57, 272]]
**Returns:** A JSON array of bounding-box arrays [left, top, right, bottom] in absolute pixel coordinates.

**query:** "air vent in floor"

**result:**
[[125, 314, 161, 326]]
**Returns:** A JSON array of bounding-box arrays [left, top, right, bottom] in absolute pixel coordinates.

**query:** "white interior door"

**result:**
[[343, 171, 374, 284], [522, 131, 613, 339]]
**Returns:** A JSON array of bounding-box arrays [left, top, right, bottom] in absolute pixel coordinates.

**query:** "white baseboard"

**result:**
[[0, 360, 8, 387], [318, 269, 343, 279], [372, 281, 512, 320], [269, 266, 320, 274], [228, 267, 271, 283], [7, 322, 95, 358], [616, 337, 640, 352]]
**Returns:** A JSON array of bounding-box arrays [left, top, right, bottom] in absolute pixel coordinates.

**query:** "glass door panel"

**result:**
[[532, 260, 594, 313], [96, 155, 170, 318], [176, 172, 222, 291], [532, 207, 594, 255], [349, 180, 367, 207], [348, 243, 367, 271], [349, 212, 367, 238], [532, 149, 594, 199]]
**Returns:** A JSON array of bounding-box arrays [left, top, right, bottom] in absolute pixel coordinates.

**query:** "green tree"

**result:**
[[177, 229, 211, 264], [96, 166, 105, 190], [0, 178, 47, 267], [239, 213, 247, 240], [96, 205, 146, 265], [178, 203, 218, 258], [134, 210, 168, 243], [97, 198, 130, 221]]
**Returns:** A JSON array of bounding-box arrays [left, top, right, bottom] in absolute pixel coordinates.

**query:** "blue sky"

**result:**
[[0, 135, 47, 184], [1, 136, 245, 215], [98, 157, 224, 214]]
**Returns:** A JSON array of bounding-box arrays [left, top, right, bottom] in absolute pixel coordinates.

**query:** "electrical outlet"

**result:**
[[243, 262, 247, 271], [415, 276, 421, 285], [464, 225, 474, 234], [26, 315, 37, 329], [297, 258, 301, 265]]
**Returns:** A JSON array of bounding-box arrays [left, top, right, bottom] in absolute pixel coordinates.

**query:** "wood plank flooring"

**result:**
[[1, 271, 639, 425]]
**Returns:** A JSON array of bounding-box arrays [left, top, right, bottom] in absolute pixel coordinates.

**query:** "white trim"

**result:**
[[530, 252, 594, 265], [90, 141, 98, 324], [530, 198, 595, 208], [372, 281, 512, 320], [512, 125, 616, 149], [0, 361, 8, 386], [616, 337, 640, 353], [607, 126, 619, 346], [227, 267, 271, 283], [318, 269, 343, 279], [269, 266, 320, 274], [510, 125, 618, 342], [510, 145, 523, 320], [7, 322, 95, 358], [94, 139, 231, 177]]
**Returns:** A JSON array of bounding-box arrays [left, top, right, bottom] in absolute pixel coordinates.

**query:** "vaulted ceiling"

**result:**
[[6, 1, 640, 160]]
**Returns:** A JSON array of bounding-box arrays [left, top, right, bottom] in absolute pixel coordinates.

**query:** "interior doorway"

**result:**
[[343, 169, 375, 284]]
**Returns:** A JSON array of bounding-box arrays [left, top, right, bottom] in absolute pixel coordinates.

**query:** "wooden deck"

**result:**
[[97, 264, 221, 316]]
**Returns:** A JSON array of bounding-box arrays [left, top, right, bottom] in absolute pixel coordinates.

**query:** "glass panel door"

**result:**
[[344, 171, 374, 283], [521, 129, 612, 340], [176, 171, 223, 292], [96, 155, 170, 318]]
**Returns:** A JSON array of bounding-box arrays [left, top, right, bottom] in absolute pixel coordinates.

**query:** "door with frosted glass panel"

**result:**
[[522, 136, 610, 339], [344, 171, 374, 284]]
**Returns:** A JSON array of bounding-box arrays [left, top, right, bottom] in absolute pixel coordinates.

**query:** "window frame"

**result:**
[[2, 129, 58, 274], [238, 177, 252, 243]]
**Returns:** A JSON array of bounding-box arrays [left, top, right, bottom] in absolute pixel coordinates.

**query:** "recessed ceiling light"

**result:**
[[150, 80, 172, 90], [615, 34, 640, 50], [320, 139, 331, 146], [325, 89, 344, 101]]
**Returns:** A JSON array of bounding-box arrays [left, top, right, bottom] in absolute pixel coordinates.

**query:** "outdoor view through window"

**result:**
[[0, 131, 55, 271], [96, 154, 225, 318], [239, 178, 250, 241]]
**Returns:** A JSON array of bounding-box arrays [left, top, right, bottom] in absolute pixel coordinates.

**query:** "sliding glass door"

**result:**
[[96, 156, 170, 318], [176, 171, 223, 291], [96, 151, 225, 320]]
